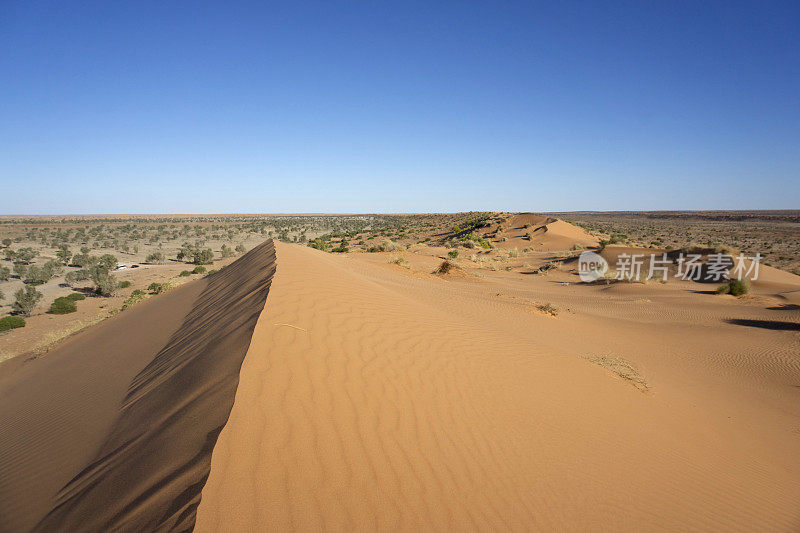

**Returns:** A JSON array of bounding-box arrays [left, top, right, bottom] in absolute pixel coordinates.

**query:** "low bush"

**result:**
[[179, 270, 191, 277], [448, 250, 459, 259], [118, 280, 131, 288], [148, 282, 164, 293], [66, 292, 86, 301], [47, 296, 78, 315], [716, 279, 750, 296], [121, 289, 146, 310], [192, 266, 206, 274], [0, 315, 26, 332]]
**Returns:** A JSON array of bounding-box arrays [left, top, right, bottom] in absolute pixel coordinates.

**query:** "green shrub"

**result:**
[[118, 280, 131, 288], [0, 266, 10, 281], [448, 250, 459, 259], [148, 282, 170, 294], [206, 269, 218, 275], [717, 279, 750, 296], [192, 266, 206, 274], [0, 316, 25, 332], [179, 270, 191, 277], [47, 296, 78, 315], [66, 292, 86, 301]]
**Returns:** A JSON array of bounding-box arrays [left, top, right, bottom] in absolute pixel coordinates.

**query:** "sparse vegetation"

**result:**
[[121, 289, 146, 310]]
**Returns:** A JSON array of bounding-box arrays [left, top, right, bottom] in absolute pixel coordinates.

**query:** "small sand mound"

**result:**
[[490, 213, 599, 250]]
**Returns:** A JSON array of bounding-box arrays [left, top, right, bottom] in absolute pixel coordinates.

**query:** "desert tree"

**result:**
[[56, 244, 73, 265], [90, 266, 119, 296], [13, 286, 43, 317], [14, 247, 38, 264], [13, 262, 28, 279], [98, 254, 118, 270], [65, 269, 90, 287], [193, 248, 214, 264], [145, 251, 165, 264]]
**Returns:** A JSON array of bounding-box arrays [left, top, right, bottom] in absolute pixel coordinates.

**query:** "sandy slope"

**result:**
[[196, 243, 800, 531], [0, 241, 276, 532]]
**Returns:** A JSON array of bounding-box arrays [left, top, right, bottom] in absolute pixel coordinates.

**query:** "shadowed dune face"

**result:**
[[0, 240, 276, 532]]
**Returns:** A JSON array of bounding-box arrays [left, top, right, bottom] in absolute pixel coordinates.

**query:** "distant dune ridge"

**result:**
[[0, 240, 276, 532]]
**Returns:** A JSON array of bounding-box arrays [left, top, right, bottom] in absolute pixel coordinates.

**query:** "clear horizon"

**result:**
[[2, 1, 799, 214]]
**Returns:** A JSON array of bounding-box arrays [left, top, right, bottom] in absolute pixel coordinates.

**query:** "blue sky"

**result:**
[[1, 1, 798, 214]]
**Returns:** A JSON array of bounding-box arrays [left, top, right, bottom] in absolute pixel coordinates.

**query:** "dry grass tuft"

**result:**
[[582, 355, 648, 390], [536, 303, 559, 316], [433, 260, 458, 274], [388, 255, 410, 269]]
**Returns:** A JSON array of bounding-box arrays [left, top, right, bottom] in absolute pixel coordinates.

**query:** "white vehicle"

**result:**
[[114, 264, 127, 271]]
